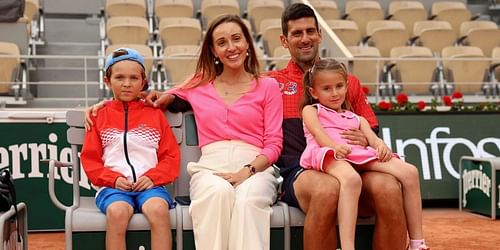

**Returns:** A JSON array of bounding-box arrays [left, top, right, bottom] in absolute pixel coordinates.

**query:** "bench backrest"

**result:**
[[64, 110, 199, 198]]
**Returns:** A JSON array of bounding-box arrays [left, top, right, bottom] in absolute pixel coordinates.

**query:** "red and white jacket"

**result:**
[[81, 100, 180, 191]]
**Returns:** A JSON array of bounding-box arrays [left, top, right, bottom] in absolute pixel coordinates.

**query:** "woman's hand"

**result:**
[[132, 176, 154, 191], [84, 100, 107, 131], [214, 168, 252, 187], [144, 90, 173, 109], [115, 177, 133, 191], [340, 128, 369, 147], [333, 144, 351, 159]]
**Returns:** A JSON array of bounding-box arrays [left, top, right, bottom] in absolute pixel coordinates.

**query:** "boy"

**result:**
[[81, 48, 180, 250]]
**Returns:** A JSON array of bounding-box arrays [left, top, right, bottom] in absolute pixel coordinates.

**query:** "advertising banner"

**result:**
[[0, 111, 499, 230]]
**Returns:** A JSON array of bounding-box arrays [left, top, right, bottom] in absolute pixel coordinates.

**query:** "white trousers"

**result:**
[[187, 140, 278, 250]]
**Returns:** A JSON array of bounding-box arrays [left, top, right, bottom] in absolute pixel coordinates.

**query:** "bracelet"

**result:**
[[243, 164, 256, 176]]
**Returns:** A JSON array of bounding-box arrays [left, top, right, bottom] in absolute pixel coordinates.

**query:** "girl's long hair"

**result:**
[[300, 58, 351, 114], [180, 15, 260, 89]]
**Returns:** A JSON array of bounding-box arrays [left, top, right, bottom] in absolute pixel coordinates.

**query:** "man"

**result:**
[[266, 3, 407, 249]]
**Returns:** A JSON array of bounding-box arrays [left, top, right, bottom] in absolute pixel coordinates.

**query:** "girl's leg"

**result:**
[[142, 197, 171, 250], [358, 159, 424, 241], [324, 155, 362, 250], [106, 201, 133, 250]]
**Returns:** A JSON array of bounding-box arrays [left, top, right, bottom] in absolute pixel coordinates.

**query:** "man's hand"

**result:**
[[132, 176, 154, 192], [143, 90, 173, 109], [340, 128, 369, 147], [115, 177, 133, 191], [84, 100, 107, 131], [333, 144, 351, 159]]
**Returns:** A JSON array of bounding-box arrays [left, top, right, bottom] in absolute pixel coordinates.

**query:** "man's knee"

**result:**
[[295, 171, 340, 212], [359, 172, 403, 213]]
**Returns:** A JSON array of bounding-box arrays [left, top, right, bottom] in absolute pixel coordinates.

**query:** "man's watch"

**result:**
[[243, 164, 256, 176]]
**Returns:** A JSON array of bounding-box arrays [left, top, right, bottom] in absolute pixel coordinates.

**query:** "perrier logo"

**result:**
[[462, 164, 492, 207]]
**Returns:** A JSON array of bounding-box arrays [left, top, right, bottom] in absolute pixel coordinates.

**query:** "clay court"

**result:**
[[27, 208, 500, 250]]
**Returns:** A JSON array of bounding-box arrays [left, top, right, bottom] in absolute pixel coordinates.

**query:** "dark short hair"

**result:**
[[281, 3, 318, 35]]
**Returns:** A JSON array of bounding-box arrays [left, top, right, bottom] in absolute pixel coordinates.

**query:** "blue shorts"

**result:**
[[96, 186, 176, 214], [279, 164, 305, 209]]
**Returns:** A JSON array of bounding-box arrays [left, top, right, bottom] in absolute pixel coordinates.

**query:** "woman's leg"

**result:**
[[229, 167, 277, 250], [190, 170, 235, 250], [106, 201, 133, 250], [324, 156, 362, 250], [359, 158, 424, 240], [142, 197, 171, 250]]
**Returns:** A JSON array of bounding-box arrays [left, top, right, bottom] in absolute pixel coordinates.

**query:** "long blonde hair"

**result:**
[[300, 58, 351, 113], [180, 15, 260, 89]]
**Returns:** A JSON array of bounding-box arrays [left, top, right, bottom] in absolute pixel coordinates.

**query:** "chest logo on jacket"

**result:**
[[280, 81, 298, 95]]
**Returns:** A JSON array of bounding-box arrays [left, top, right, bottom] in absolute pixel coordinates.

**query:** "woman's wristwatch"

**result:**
[[243, 164, 256, 176]]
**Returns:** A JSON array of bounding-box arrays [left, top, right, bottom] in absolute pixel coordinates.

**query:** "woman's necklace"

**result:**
[[216, 76, 253, 96]]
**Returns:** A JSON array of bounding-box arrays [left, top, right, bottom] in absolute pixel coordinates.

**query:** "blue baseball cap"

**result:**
[[104, 47, 145, 73], [104, 47, 148, 90]]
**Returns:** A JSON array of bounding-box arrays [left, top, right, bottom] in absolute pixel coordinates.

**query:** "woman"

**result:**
[[148, 15, 283, 250]]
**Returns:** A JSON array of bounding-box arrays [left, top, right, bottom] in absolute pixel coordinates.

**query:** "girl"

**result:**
[[299, 58, 429, 250]]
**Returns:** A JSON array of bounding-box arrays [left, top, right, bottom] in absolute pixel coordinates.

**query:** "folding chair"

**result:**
[[442, 46, 489, 93]]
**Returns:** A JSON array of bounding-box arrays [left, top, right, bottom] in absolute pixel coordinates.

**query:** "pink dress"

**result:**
[[300, 104, 397, 172]]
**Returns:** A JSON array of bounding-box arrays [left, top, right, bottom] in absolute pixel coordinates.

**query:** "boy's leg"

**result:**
[[324, 158, 361, 250], [106, 201, 134, 250], [292, 169, 340, 250], [141, 197, 171, 250], [358, 171, 407, 250], [96, 188, 135, 250], [138, 187, 175, 250]]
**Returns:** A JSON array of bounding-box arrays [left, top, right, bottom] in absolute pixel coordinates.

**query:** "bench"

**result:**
[[47, 110, 374, 249]]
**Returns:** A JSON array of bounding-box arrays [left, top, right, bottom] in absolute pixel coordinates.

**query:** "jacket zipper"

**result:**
[[123, 102, 137, 183]]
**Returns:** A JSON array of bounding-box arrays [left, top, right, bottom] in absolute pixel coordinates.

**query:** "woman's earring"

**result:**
[[215, 58, 220, 65], [246, 50, 249, 57]]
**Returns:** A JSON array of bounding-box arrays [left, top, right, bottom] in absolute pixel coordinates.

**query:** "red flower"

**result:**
[[396, 93, 408, 106], [451, 91, 463, 99], [361, 86, 370, 95], [442, 96, 452, 106], [378, 101, 393, 110], [417, 101, 426, 110]]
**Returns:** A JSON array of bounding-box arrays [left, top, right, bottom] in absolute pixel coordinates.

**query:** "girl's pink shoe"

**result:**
[[409, 245, 430, 250]]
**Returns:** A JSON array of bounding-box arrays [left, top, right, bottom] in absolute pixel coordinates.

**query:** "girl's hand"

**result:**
[[214, 168, 252, 187], [333, 144, 351, 159], [132, 176, 154, 191], [115, 177, 133, 191], [376, 143, 393, 162]]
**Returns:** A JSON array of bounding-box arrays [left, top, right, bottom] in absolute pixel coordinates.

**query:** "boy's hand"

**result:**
[[115, 177, 133, 191], [333, 144, 351, 159], [132, 176, 154, 191], [376, 143, 393, 162], [340, 129, 368, 147], [84, 100, 106, 131]]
